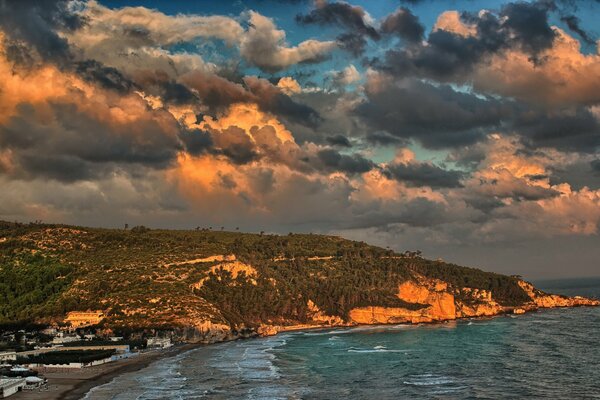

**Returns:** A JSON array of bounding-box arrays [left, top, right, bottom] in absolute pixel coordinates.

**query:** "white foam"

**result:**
[[347, 346, 408, 353], [403, 374, 455, 386]]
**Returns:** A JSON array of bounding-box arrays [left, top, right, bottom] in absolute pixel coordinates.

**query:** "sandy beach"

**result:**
[[11, 344, 199, 400]]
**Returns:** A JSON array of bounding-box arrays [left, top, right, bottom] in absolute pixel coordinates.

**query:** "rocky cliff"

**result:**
[[345, 276, 598, 327], [0, 221, 597, 343]]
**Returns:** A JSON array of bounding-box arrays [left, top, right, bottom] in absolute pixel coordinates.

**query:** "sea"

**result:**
[[84, 277, 600, 399]]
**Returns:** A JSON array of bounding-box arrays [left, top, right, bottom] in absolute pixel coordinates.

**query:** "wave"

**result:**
[[347, 346, 409, 353], [403, 374, 455, 386]]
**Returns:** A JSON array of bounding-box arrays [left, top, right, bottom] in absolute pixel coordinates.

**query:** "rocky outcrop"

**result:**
[[256, 300, 345, 337], [348, 278, 599, 326], [350, 278, 457, 324], [397, 280, 456, 320], [518, 280, 600, 308], [192, 260, 258, 289], [306, 300, 344, 326], [349, 306, 436, 324], [455, 300, 504, 318]]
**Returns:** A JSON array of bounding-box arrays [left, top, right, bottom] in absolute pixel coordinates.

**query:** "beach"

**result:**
[[12, 344, 199, 400]]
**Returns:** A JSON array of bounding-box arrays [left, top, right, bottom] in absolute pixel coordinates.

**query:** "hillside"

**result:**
[[0, 221, 597, 342]]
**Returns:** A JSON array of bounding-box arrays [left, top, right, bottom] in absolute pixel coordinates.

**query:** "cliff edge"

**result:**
[[0, 221, 596, 343]]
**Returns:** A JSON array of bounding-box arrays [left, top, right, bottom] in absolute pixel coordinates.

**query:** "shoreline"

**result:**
[[12, 344, 201, 400], [13, 303, 599, 399]]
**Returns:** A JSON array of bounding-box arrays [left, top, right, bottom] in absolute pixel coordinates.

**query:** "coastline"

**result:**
[[13, 302, 599, 399], [12, 344, 201, 400]]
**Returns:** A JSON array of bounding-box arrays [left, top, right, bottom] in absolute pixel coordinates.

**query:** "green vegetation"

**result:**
[[63, 339, 147, 349], [17, 350, 115, 365], [0, 252, 74, 323], [198, 256, 423, 326], [410, 260, 530, 306], [0, 220, 532, 330]]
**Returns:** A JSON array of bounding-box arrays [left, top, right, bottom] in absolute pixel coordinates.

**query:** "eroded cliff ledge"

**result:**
[[258, 277, 598, 338]]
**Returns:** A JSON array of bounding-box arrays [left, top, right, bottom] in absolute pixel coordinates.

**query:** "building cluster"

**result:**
[[0, 310, 173, 398]]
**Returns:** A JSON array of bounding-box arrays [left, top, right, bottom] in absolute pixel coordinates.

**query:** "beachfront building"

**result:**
[[0, 378, 25, 398], [51, 332, 81, 345], [0, 352, 16, 362], [64, 310, 105, 328], [147, 337, 172, 348]]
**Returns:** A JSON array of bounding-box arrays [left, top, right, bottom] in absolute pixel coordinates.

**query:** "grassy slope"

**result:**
[[0, 221, 530, 329]]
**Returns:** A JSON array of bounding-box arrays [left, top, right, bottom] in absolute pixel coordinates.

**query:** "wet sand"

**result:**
[[12, 344, 200, 400]]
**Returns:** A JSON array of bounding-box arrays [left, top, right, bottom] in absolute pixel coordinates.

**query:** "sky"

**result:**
[[0, 0, 599, 278]]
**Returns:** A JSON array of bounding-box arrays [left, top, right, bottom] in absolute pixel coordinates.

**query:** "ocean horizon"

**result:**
[[83, 278, 600, 399]]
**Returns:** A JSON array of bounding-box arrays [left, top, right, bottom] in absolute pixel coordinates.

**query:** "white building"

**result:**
[[0, 352, 16, 362], [52, 332, 80, 345], [147, 337, 172, 348], [0, 378, 25, 398]]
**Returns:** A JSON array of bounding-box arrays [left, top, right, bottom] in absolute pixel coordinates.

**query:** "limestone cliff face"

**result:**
[[257, 300, 345, 337], [518, 280, 600, 308], [349, 306, 436, 324], [397, 280, 456, 320], [350, 278, 458, 324], [347, 277, 599, 326]]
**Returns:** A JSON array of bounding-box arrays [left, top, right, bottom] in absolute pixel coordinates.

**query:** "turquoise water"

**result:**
[[85, 278, 600, 399]]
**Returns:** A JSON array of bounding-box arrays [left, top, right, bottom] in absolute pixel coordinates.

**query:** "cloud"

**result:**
[[296, 0, 378, 55], [326, 134, 352, 147], [75, 59, 136, 93], [379, 2, 557, 81], [560, 14, 595, 45], [240, 11, 336, 72], [316, 148, 374, 174], [356, 76, 511, 149], [511, 105, 600, 153], [433, 11, 477, 37], [380, 7, 424, 43], [0, 0, 84, 65], [384, 161, 464, 189], [76, 0, 244, 47], [276, 77, 301, 95], [296, 1, 379, 40], [470, 28, 600, 107], [330, 64, 361, 87]]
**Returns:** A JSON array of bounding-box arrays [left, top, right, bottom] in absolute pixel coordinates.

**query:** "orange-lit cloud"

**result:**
[[433, 11, 477, 37], [472, 28, 600, 106]]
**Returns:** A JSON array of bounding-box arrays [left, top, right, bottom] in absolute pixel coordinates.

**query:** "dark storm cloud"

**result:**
[[514, 107, 600, 153], [379, 1, 556, 80], [181, 73, 321, 128], [344, 197, 452, 230], [356, 79, 511, 149], [476, 175, 560, 201], [76, 60, 137, 93], [326, 134, 352, 147], [500, 1, 556, 56], [317, 149, 375, 174], [380, 7, 424, 43], [296, 2, 379, 40], [296, 1, 379, 55], [244, 77, 322, 128], [560, 15, 595, 45], [213, 127, 259, 165], [0, 0, 84, 65], [547, 161, 600, 190], [0, 103, 182, 182], [364, 131, 405, 146], [384, 162, 464, 188], [179, 129, 214, 156], [336, 32, 368, 57]]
